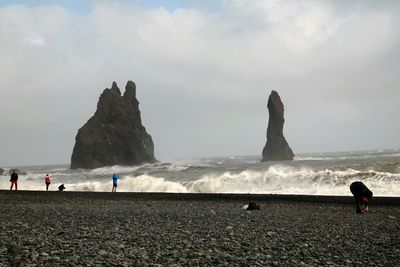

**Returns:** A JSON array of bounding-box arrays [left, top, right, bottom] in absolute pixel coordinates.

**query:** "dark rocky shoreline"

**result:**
[[1, 191, 399, 266]]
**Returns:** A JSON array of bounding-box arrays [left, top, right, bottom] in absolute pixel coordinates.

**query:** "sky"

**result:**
[[0, 0, 399, 166]]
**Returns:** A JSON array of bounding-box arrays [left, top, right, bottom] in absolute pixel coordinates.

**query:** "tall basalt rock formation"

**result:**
[[262, 90, 294, 161], [70, 81, 156, 169]]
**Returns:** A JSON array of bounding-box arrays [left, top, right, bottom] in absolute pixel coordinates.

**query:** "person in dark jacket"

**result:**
[[58, 184, 66, 191], [9, 169, 18, 192], [350, 181, 373, 213]]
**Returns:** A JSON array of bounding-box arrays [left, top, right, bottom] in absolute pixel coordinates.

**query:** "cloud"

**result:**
[[0, 0, 399, 166], [24, 33, 45, 45]]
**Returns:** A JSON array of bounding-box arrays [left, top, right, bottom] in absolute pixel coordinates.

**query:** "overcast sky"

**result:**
[[1, 0, 399, 166]]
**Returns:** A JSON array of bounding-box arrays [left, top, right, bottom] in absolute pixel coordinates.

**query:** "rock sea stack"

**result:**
[[70, 81, 156, 169], [262, 90, 294, 161]]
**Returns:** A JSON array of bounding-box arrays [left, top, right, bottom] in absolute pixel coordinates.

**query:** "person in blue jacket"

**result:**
[[112, 173, 120, 192]]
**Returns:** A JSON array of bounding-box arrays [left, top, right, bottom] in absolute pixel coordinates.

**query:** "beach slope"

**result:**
[[1, 191, 399, 266]]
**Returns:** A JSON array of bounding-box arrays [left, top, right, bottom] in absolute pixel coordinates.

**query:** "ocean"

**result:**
[[1, 150, 400, 196]]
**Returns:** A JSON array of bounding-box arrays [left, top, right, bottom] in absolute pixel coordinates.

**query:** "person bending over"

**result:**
[[58, 184, 66, 191], [350, 181, 373, 214]]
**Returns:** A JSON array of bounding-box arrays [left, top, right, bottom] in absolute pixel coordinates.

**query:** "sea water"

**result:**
[[1, 150, 400, 196]]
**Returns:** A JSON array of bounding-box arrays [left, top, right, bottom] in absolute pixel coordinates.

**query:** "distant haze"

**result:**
[[0, 0, 399, 166]]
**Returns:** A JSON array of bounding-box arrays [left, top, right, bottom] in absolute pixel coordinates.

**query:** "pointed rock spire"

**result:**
[[262, 90, 294, 161], [124, 80, 136, 99], [110, 81, 121, 95]]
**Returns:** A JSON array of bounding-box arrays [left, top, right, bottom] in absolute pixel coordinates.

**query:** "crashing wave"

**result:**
[[62, 166, 400, 196]]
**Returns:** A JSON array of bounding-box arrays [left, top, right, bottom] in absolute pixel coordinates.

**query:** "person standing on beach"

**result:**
[[9, 169, 18, 192], [350, 181, 373, 214], [112, 173, 119, 192], [44, 174, 51, 191]]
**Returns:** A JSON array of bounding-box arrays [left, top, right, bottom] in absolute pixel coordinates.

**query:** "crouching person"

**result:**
[[350, 181, 373, 214]]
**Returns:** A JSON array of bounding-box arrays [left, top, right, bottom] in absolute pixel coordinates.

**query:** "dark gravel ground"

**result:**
[[0, 191, 399, 267]]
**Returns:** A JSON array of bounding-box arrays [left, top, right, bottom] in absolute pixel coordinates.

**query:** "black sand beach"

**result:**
[[1, 191, 399, 266]]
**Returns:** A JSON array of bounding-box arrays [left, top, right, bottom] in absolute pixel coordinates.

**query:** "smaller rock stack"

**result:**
[[262, 90, 294, 161]]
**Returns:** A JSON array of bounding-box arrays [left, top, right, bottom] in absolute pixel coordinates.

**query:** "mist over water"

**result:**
[[1, 150, 400, 196]]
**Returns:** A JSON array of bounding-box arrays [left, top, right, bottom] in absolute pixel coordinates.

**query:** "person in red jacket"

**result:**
[[350, 181, 373, 213], [44, 174, 51, 191], [9, 169, 18, 192]]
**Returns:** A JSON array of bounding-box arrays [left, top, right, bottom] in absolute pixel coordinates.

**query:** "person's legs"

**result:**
[[355, 198, 362, 213], [10, 181, 17, 191], [8, 181, 18, 191], [46, 183, 49, 191]]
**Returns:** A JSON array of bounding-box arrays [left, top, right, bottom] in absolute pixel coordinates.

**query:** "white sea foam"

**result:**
[[89, 162, 191, 175], [163, 163, 190, 172], [187, 167, 400, 196], [295, 156, 334, 161], [295, 151, 400, 161], [2, 164, 400, 196], [90, 165, 142, 175], [39, 166, 400, 196], [66, 174, 188, 192]]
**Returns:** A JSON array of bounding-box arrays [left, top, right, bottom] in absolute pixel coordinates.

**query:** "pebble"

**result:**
[[8, 244, 23, 256], [31, 250, 39, 258], [98, 249, 108, 255]]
